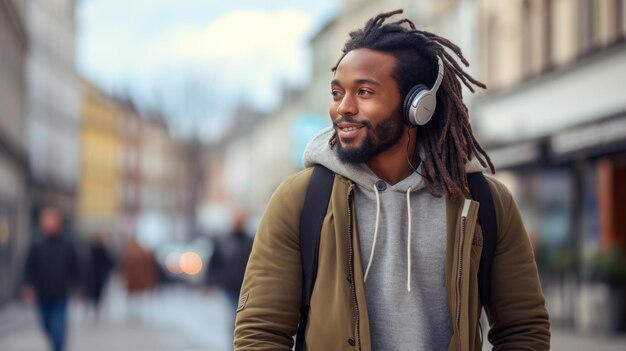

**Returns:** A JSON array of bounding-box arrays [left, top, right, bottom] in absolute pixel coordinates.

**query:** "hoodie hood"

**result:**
[[303, 126, 487, 192]]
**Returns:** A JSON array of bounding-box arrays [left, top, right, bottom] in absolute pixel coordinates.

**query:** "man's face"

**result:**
[[330, 48, 404, 164], [40, 208, 62, 237]]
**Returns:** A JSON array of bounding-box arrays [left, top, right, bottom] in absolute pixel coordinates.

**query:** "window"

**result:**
[[125, 149, 138, 171], [608, 0, 624, 43], [621, 0, 626, 38], [486, 14, 498, 86], [542, 0, 553, 70], [124, 184, 136, 205], [521, 0, 532, 78], [580, 0, 623, 54], [579, 0, 595, 54]]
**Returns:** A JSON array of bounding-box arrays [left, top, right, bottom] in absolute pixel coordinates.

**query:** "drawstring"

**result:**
[[363, 184, 414, 292], [364, 183, 381, 283], [406, 187, 412, 292]]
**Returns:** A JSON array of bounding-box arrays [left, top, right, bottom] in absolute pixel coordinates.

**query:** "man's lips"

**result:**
[[335, 122, 365, 139]]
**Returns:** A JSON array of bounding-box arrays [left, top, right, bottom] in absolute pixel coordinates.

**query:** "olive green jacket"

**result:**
[[234, 168, 550, 350]]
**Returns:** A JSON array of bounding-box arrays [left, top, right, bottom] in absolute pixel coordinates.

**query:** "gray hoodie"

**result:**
[[303, 126, 485, 351]]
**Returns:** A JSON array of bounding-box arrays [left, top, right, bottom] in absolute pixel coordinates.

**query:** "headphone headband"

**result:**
[[432, 56, 444, 92], [402, 55, 445, 127]]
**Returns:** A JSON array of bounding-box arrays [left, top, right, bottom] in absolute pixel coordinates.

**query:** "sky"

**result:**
[[76, 0, 339, 141]]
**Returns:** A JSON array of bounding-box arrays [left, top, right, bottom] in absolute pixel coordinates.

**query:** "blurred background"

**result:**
[[0, 0, 625, 350]]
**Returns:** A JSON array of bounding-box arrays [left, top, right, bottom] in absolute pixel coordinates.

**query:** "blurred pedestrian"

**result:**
[[85, 234, 114, 322], [206, 209, 254, 343], [23, 205, 78, 351], [235, 9, 550, 351], [120, 236, 159, 319]]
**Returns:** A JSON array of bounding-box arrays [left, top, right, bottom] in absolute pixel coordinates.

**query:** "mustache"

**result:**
[[333, 116, 372, 129]]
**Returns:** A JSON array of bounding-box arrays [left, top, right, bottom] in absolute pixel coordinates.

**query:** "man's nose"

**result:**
[[336, 95, 358, 116]]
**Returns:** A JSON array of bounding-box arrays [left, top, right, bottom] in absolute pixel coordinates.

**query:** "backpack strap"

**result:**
[[296, 165, 334, 351], [467, 172, 497, 307]]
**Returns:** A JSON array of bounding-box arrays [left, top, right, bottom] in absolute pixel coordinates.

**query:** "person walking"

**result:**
[[206, 209, 254, 343], [85, 234, 114, 322], [23, 206, 79, 351], [234, 10, 550, 351], [120, 236, 159, 320]]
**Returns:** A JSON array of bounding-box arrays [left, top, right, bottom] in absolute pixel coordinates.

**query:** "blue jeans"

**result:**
[[37, 299, 68, 351], [225, 290, 240, 350]]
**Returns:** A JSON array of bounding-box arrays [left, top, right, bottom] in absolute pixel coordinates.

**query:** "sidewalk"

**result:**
[[0, 308, 207, 351], [481, 327, 626, 351], [0, 278, 233, 351], [549, 328, 626, 351], [3, 281, 626, 351]]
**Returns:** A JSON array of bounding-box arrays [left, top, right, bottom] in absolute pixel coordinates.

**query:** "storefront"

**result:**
[[0, 150, 29, 306], [487, 111, 626, 333]]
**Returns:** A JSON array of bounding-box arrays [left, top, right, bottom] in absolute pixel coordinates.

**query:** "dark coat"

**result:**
[[25, 235, 79, 301], [87, 243, 114, 302], [206, 231, 254, 293]]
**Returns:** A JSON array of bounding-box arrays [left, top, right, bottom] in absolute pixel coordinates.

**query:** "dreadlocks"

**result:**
[[330, 9, 495, 200]]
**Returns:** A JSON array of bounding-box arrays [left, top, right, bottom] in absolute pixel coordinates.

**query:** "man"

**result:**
[[206, 209, 254, 348], [85, 234, 114, 322], [206, 209, 254, 312], [23, 206, 79, 351], [235, 10, 550, 351]]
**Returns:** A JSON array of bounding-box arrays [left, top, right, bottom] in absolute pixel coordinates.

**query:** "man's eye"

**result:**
[[331, 90, 343, 97], [358, 89, 372, 95]]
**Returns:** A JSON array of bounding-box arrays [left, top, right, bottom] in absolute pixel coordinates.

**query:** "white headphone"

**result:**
[[402, 56, 444, 126]]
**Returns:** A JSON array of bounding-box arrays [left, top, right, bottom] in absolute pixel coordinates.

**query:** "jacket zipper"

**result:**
[[347, 185, 360, 349], [456, 199, 471, 351]]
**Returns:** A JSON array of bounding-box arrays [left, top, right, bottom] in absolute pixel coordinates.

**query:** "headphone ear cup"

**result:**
[[403, 84, 428, 127]]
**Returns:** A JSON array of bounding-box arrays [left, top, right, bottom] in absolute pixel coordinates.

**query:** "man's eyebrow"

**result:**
[[330, 78, 382, 86], [355, 78, 382, 86]]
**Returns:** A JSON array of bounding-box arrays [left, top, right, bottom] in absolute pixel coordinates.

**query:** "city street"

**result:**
[[546, 330, 626, 351], [0, 276, 233, 351], [2, 276, 626, 351]]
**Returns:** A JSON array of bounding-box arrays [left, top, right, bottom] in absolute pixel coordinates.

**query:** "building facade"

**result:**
[[167, 141, 198, 241], [117, 99, 143, 237], [473, 0, 626, 333], [76, 80, 121, 237], [137, 116, 180, 245], [0, 0, 30, 304], [25, 0, 80, 224]]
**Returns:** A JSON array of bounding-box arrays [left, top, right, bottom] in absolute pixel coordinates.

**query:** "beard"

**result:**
[[335, 107, 404, 164]]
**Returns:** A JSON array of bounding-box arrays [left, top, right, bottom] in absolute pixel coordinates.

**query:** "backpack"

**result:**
[[295, 165, 497, 351]]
